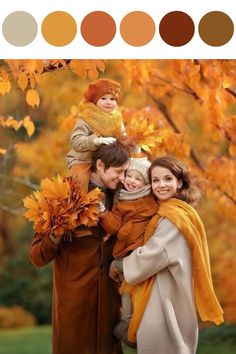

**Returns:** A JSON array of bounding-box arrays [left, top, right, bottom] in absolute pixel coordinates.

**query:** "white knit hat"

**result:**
[[127, 157, 151, 184]]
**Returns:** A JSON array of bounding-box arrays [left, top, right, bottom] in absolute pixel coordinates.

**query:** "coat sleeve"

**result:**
[[99, 204, 122, 234], [70, 119, 98, 152], [29, 233, 60, 267], [123, 218, 181, 285]]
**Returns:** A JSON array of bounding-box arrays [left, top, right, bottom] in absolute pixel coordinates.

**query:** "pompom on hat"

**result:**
[[83, 78, 122, 104], [128, 157, 151, 184]]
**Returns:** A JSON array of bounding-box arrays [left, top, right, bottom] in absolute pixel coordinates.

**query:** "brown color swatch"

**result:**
[[120, 11, 155, 46], [159, 11, 194, 46], [2, 11, 37, 47], [81, 11, 116, 46], [198, 11, 234, 46], [41, 11, 77, 46]]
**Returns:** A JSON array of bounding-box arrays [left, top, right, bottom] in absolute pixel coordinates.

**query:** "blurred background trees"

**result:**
[[0, 59, 235, 327]]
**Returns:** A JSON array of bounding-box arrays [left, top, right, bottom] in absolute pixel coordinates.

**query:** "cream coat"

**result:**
[[123, 217, 198, 354], [66, 119, 126, 168], [66, 119, 98, 168]]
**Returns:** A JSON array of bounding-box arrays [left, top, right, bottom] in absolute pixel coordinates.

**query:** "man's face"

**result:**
[[96, 160, 130, 190]]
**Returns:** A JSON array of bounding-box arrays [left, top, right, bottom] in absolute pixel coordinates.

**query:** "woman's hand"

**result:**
[[109, 260, 123, 282]]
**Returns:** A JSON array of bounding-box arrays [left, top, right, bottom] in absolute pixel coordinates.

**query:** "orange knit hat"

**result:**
[[83, 78, 121, 103]]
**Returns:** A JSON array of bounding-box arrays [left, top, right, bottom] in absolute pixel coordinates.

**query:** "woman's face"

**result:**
[[151, 166, 182, 201]]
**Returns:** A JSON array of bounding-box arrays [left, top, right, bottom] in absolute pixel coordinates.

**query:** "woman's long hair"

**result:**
[[149, 155, 203, 206]]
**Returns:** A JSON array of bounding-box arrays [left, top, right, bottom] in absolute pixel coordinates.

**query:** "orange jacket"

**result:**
[[100, 195, 159, 258]]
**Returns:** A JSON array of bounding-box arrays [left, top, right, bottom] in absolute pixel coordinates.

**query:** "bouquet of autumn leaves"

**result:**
[[23, 175, 104, 240]]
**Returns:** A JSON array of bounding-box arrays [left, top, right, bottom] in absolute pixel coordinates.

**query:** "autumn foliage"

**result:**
[[23, 176, 104, 238], [1, 59, 236, 324]]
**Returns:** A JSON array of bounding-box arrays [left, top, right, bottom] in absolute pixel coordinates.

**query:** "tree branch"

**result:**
[[0, 173, 39, 189], [225, 87, 236, 99], [147, 90, 236, 205], [0, 204, 25, 216], [153, 73, 201, 101]]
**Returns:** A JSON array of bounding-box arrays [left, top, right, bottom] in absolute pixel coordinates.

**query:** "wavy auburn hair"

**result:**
[[149, 155, 203, 206]]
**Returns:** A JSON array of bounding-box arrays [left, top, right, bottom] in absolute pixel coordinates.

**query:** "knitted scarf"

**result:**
[[119, 184, 151, 201], [78, 99, 123, 139], [126, 198, 224, 343]]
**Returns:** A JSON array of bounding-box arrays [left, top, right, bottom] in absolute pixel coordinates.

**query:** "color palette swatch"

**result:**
[[42, 11, 77, 47], [2, 11, 38, 47], [120, 11, 155, 47], [81, 11, 116, 47], [0, 1, 235, 58]]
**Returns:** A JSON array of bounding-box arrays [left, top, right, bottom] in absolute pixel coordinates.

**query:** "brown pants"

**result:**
[[71, 163, 91, 194]]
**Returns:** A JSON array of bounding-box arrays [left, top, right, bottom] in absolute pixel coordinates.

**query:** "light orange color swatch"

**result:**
[[120, 11, 155, 46]]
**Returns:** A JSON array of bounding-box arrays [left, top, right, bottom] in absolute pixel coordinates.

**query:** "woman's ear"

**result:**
[[96, 159, 105, 173], [177, 178, 183, 190]]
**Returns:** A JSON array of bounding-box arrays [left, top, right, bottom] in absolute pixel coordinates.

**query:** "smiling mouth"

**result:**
[[126, 184, 136, 189]]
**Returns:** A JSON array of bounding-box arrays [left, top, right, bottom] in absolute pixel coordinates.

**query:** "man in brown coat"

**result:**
[[29, 142, 130, 354]]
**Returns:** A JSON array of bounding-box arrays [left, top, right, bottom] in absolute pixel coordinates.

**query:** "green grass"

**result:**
[[0, 325, 235, 354], [0, 326, 51, 354]]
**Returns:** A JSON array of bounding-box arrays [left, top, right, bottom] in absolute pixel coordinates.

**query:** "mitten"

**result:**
[[98, 201, 106, 213], [94, 137, 116, 146]]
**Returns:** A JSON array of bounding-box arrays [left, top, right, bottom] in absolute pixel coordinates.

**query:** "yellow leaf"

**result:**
[[60, 115, 76, 132], [69, 60, 87, 80], [0, 148, 7, 154], [70, 105, 78, 116], [0, 80, 11, 95], [0, 69, 8, 81], [17, 72, 28, 92], [0, 116, 6, 127], [5, 117, 22, 131], [229, 145, 236, 158], [23, 195, 38, 211], [223, 80, 230, 89], [23, 116, 35, 137], [40, 176, 70, 200], [26, 89, 40, 108], [29, 74, 36, 89]]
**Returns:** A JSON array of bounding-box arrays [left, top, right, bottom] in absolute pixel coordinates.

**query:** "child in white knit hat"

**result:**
[[99, 157, 159, 346]]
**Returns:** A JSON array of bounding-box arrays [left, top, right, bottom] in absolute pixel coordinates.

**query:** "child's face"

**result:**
[[96, 94, 118, 112], [151, 166, 182, 201], [124, 170, 146, 192]]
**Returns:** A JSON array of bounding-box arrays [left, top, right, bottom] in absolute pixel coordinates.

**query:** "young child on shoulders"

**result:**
[[66, 78, 126, 193], [99, 157, 159, 345]]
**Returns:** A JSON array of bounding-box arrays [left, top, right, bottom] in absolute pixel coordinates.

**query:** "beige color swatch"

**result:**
[[2, 11, 38, 46]]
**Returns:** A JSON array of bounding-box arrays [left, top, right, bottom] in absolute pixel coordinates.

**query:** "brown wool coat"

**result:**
[[100, 195, 159, 258], [29, 185, 123, 354]]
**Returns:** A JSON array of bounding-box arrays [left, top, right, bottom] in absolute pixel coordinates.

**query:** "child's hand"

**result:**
[[94, 137, 116, 146], [98, 201, 106, 213]]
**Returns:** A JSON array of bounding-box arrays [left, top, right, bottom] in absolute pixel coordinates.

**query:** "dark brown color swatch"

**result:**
[[159, 11, 195, 46], [81, 11, 116, 46], [120, 11, 155, 46], [198, 11, 234, 46]]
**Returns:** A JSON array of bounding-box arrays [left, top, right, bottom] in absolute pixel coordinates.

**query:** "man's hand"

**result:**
[[109, 260, 124, 282], [49, 233, 63, 245]]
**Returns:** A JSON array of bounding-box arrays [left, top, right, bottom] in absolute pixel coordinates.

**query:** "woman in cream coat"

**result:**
[[111, 155, 223, 354]]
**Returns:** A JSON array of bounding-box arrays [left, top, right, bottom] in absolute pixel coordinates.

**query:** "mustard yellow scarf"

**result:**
[[78, 99, 123, 139], [125, 198, 224, 343]]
